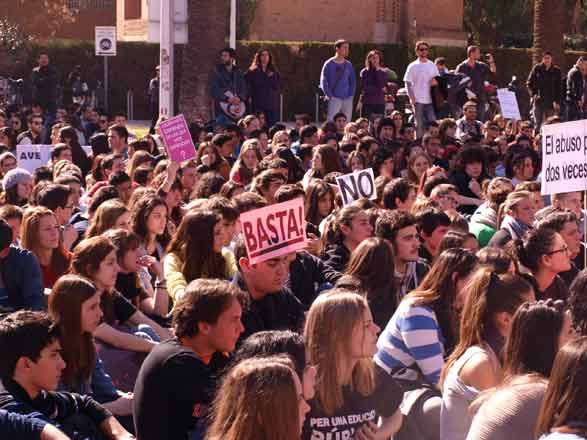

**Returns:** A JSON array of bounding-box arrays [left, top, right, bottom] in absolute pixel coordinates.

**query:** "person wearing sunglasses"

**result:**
[[514, 226, 572, 302], [404, 41, 439, 138], [16, 114, 44, 146]]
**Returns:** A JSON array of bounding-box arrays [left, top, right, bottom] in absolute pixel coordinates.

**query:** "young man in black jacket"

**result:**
[[527, 51, 562, 133], [233, 237, 305, 341], [0, 311, 132, 440]]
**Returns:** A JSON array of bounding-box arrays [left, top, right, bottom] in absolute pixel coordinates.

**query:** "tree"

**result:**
[[179, 0, 229, 121], [0, 0, 77, 40], [532, 0, 566, 69]]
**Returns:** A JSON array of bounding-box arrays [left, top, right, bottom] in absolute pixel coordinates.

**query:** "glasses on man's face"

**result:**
[[32, 121, 43, 126], [547, 245, 569, 256]]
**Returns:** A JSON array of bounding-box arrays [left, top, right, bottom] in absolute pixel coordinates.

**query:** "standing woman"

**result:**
[[245, 49, 281, 129], [535, 337, 587, 440], [0, 168, 33, 207], [358, 50, 388, 120], [207, 357, 309, 440], [514, 227, 572, 301], [164, 209, 235, 303], [302, 290, 403, 440], [20, 206, 70, 288], [440, 268, 535, 440]]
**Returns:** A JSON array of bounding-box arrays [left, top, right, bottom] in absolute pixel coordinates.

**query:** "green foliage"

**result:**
[[464, 0, 533, 46]]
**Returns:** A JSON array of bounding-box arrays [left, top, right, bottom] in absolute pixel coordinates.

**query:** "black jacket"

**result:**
[[527, 63, 562, 106], [566, 65, 587, 103], [287, 250, 342, 308], [31, 65, 58, 108], [0, 378, 111, 438], [209, 64, 248, 116], [0, 246, 44, 313], [233, 272, 305, 342], [320, 243, 351, 273]]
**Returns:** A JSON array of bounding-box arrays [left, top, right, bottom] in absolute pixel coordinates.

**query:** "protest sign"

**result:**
[[336, 168, 377, 206], [240, 197, 306, 264], [497, 88, 521, 120], [541, 120, 587, 195], [16, 144, 52, 173], [159, 115, 196, 163]]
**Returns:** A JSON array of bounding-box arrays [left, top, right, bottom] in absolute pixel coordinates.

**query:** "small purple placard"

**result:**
[[159, 115, 196, 163]]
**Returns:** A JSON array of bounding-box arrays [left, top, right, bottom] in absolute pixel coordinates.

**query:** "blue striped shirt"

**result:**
[[374, 299, 445, 385]]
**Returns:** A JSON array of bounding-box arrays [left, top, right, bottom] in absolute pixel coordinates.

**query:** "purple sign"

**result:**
[[159, 115, 196, 163]]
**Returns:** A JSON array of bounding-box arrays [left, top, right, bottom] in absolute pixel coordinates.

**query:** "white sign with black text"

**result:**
[[497, 88, 521, 120], [336, 168, 377, 206], [16, 144, 52, 173]]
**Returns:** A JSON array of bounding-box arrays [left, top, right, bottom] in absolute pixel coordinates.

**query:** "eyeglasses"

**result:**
[[546, 245, 569, 255]]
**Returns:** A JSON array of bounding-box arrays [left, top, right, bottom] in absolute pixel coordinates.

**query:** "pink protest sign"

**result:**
[[240, 197, 307, 264], [159, 115, 196, 163]]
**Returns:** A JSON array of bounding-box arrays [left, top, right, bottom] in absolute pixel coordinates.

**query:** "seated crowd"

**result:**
[[1, 66, 587, 440]]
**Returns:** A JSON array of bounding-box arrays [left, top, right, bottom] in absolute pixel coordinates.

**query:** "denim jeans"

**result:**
[[327, 96, 353, 122], [414, 103, 437, 138]]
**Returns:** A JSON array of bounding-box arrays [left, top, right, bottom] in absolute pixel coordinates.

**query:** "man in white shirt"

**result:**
[[404, 41, 439, 138]]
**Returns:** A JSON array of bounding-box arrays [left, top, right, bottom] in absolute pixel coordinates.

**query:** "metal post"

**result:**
[[315, 93, 319, 124], [159, 0, 174, 117], [279, 94, 283, 123], [230, 0, 237, 49], [104, 56, 108, 111]]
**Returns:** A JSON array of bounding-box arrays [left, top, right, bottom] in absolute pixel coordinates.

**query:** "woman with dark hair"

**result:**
[[358, 50, 388, 119], [304, 179, 335, 229], [535, 337, 587, 440], [274, 147, 305, 183], [191, 171, 227, 199], [319, 203, 373, 272], [477, 247, 517, 274], [59, 125, 91, 176], [0, 126, 17, 153], [514, 226, 572, 301], [449, 146, 488, 215], [245, 49, 281, 129], [302, 144, 342, 188], [466, 300, 576, 440], [440, 268, 535, 440], [251, 169, 286, 204], [49, 275, 134, 418], [337, 237, 398, 329], [372, 148, 395, 179], [89, 131, 110, 156], [232, 330, 316, 400], [504, 148, 537, 187], [131, 193, 168, 263], [164, 209, 235, 302]]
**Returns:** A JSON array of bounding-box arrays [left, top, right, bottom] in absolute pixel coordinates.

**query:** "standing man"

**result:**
[[404, 41, 439, 138], [566, 56, 587, 121], [455, 46, 495, 122], [148, 65, 160, 134], [210, 48, 249, 127], [30, 52, 58, 127], [320, 39, 356, 122], [527, 51, 562, 133]]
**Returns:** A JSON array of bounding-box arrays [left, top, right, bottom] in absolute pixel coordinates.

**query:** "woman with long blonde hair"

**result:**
[[302, 290, 403, 439], [229, 138, 262, 186], [207, 356, 309, 440]]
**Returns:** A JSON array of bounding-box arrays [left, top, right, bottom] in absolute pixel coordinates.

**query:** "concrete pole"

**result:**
[[159, 0, 174, 117], [230, 0, 237, 49]]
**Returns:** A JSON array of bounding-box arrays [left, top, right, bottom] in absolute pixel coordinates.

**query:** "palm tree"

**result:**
[[179, 0, 229, 121], [532, 0, 566, 69]]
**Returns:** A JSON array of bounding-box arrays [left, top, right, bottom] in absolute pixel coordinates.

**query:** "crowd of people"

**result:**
[[0, 39, 586, 440]]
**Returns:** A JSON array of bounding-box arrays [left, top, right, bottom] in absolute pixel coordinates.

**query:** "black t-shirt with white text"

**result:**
[[133, 338, 229, 440], [302, 364, 402, 440]]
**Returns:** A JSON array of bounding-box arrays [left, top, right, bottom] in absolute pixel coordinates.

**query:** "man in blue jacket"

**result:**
[[0, 220, 44, 313], [320, 39, 356, 122]]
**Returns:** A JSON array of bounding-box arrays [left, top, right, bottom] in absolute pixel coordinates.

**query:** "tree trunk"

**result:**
[[179, 0, 229, 122], [533, 0, 566, 70]]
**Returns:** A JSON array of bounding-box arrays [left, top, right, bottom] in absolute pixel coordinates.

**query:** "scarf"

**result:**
[[471, 205, 497, 229], [501, 214, 531, 241]]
